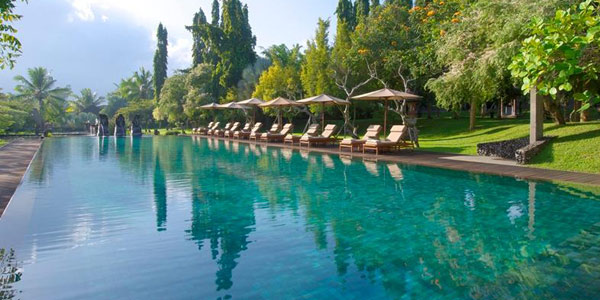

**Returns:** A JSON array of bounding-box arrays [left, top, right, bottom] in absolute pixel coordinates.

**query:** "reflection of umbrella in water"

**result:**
[[237, 98, 265, 125], [352, 88, 421, 136], [259, 97, 303, 130], [297, 94, 350, 130]]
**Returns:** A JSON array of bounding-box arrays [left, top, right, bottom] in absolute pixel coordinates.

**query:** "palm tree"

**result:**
[[118, 67, 154, 101], [14, 67, 70, 135], [71, 88, 104, 115]]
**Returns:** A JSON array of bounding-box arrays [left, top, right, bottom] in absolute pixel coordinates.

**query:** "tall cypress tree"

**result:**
[[218, 0, 256, 91], [153, 23, 168, 102], [211, 0, 220, 26], [371, 0, 380, 8], [355, 0, 370, 21], [187, 8, 208, 67], [336, 0, 355, 30]]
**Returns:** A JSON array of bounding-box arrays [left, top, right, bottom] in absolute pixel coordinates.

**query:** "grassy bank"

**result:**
[[0, 139, 5, 147], [416, 117, 600, 174]]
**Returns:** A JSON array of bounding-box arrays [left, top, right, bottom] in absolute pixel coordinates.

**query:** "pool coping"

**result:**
[[0, 138, 43, 218], [188, 134, 600, 187]]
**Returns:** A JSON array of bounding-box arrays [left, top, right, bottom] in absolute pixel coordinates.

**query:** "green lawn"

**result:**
[[0, 139, 5, 147], [416, 117, 600, 174]]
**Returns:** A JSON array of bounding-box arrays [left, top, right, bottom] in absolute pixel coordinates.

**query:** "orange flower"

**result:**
[[414, 6, 421, 11], [439, 1, 445, 5], [453, 11, 461, 16], [391, 41, 398, 46], [427, 10, 435, 17], [451, 18, 460, 23], [440, 29, 446, 36]]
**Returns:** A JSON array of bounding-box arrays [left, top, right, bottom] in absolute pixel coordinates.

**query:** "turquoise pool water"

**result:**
[[0, 137, 599, 299]]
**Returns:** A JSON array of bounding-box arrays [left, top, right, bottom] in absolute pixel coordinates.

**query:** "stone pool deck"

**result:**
[[193, 135, 600, 187], [0, 138, 43, 218]]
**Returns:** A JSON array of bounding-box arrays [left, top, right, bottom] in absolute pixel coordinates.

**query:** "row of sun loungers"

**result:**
[[192, 121, 414, 154]]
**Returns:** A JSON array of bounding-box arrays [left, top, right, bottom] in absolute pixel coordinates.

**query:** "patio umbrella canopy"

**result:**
[[199, 103, 221, 109], [259, 97, 303, 129], [217, 102, 249, 110], [352, 88, 421, 136], [236, 98, 265, 125], [297, 94, 350, 129]]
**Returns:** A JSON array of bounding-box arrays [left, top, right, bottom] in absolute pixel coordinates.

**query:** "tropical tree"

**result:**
[[70, 88, 104, 115], [0, 0, 25, 69], [153, 23, 168, 102], [13, 67, 70, 135], [253, 44, 304, 100], [153, 74, 187, 128], [184, 63, 215, 124], [510, 0, 600, 122]]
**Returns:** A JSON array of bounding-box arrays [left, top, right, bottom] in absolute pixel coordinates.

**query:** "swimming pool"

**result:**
[[0, 136, 599, 299]]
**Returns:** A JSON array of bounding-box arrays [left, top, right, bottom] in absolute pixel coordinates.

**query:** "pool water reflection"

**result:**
[[0, 136, 599, 299]]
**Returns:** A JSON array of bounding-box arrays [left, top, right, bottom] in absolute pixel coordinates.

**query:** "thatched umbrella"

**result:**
[[352, 88, 421, 136], [259, 97, 303, 129], [297, 94, 350, 129], [236, 98, 265, 125]]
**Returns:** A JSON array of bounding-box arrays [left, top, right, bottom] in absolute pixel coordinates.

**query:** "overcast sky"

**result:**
[[0, 0, 338, 96]]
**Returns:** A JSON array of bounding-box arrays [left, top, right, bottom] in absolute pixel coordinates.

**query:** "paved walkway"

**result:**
[[0, 138, 43, 218], [195, 135, 600, 186]]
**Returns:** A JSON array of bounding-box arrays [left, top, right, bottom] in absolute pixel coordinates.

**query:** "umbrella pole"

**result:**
[[384, 99, 388, 137], [253, 108, 256, 126], [321, 103, 325, 130]]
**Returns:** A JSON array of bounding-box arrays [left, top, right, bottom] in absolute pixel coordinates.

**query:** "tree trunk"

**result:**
[[571, 101, 581, 122], [469, 100, 477, 131], [581, 107, 591, 122], [543, 96, 566, 125]]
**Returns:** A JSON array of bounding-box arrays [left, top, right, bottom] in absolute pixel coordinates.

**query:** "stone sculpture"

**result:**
[[97, 114, 110, 136], [131, 115, 143, 137], [114, 114, 126, 137]]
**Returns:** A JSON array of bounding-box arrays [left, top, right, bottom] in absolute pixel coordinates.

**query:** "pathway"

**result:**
[[0, 138, 43, 218]]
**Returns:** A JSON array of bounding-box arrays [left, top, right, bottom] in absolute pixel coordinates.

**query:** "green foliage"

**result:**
[[0, 0, 26, 69], [183, 63, 214, 121], [253, 44, 303, 100], [154, 74, 186, 124], [117, 67, 153, 101], [70, 88, 104, 115], [301, 19, 335, 97], [236, 57, 270, 99], [336, 0, 356, 30], [188, 8, 208, 67], [13, 67, 71, 134], [153, 23, 168, 102], [101, 93, 128, 118], [116, 99, 155, 128], [510, 0, 600, 110]]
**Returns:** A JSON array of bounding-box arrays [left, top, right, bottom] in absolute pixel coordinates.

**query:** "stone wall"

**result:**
[[515, 137, 553, 164], [477, 137, 529, 160]]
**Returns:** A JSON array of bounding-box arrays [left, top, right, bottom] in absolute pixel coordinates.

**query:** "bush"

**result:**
[[165, 130, 180, 136]]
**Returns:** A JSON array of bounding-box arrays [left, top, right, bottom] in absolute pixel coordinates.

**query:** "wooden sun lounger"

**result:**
[[284, 124, 319, 145], [261, 124, 293, 143], [195, 121, 214, 135], [339, 125, 381, 153], [229, 123, 249, 138], [214, 122, 232, 137], [224, 122, 240, 138], [299, 124, 338, 147], [251, 123, 278, 141], [363, 125, 414, 155], [206, 122, 220, 136], [235, 122, 262, 139]]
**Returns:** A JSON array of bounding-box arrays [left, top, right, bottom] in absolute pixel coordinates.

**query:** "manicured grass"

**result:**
[[416, 117, 600, 174], [0, 139, 5, 147]]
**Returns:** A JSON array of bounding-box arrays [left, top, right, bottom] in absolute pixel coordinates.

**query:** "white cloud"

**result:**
[[64, 0, 207, 70]]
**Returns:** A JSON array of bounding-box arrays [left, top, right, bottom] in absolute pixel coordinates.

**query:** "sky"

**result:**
[[0, 0, 338, 96]]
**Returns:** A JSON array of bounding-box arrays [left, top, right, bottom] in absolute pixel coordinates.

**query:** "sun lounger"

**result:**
[[195, 121, 214, 135], [363, 125, 413, 155], [260, 123, 293, 142], [214, 122, 232, 137], [339, 125, 381, 152], [284, 124, 319, 145], [223, 122, 240, 138], [228, 123, 248, 138], [235, 122, 262, 139], [206, 122, 221, 136], [251, 123, 278, 141], [299, 124, 338, 147]]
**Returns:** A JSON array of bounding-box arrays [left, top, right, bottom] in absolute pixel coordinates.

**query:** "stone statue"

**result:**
[[97, 114, 110, 136], [114, 114, 126, 137], [131, 115, 142, 137]]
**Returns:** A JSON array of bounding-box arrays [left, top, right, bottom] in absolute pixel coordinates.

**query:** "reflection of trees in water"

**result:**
[[0, 249, 21, 299], [186, 142, 255, 292], [153, 156, 167, 231]]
